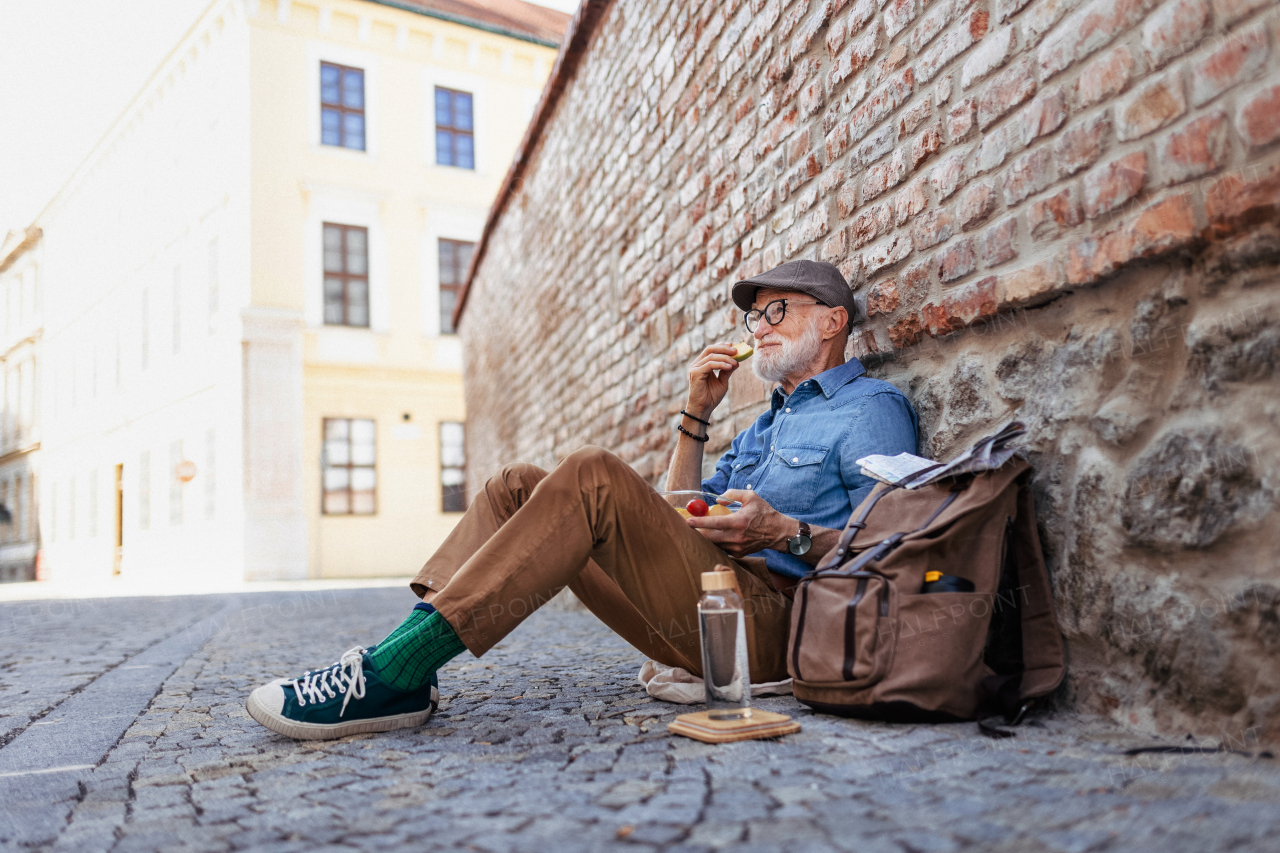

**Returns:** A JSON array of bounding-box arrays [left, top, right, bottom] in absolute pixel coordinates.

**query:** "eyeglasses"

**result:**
[[744, 298, 822, 332]]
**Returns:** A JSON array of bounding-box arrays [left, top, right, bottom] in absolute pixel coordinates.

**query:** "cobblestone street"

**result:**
[[2, 586, 1278, 852]]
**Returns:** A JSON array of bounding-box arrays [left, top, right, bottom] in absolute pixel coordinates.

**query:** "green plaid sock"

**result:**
[[369, 604, 467, 691]]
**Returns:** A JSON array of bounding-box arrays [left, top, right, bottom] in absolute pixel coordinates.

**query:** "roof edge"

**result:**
[[452, 0, 611, 330], [0, 228, 42, 276], [364, 0, 563, 47]]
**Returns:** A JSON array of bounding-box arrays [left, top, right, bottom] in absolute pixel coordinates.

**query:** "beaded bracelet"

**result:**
[[676, 423, 710, 443], [680, 409, 712, 427]]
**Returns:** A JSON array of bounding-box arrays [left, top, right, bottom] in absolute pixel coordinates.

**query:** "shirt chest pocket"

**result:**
[[768, 445, 830, 514], [727, 452, 762, 490]]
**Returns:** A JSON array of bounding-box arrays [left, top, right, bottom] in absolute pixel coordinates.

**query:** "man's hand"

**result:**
[[685, 343, 741, 420], [684, 489, 792, 558]]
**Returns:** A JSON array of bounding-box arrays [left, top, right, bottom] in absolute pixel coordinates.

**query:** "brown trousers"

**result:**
[[410, 446, 792, 681]]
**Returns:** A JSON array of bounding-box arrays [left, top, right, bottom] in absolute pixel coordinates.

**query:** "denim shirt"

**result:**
[[701, 359, 919, 579]]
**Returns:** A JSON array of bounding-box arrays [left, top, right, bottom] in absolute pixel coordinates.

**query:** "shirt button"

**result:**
[[792, 457, 799, 463], [747, 484, 753, 489], [785, 407, 791, 413]]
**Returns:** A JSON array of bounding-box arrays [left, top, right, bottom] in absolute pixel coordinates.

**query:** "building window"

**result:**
[[434, 87, 474, 169], [323, 418, 376, 515], [323, 223, 370, 327], [440, 421, 466, 512], [437, 239, 474, 335], [321, 62, 365, 150]]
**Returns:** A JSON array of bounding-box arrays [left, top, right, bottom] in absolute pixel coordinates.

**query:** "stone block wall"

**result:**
[[459, 0, 1280, 739]]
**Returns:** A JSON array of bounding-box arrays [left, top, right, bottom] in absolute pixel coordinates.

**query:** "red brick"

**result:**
[[977, 57, 1037, 129], [785, 207, 830, 256], [911, 122, 944, 169], [1191, 23, 1269, 107], [962, 25, 1016, 89], [821, 228, 849, 262], [1083, 151, 1147, 218], [888, 313, 924, 347], [849, 203, 893, 248], [1115, 73, 1187, 141], [853, 123, 896, 168], [867, 278, 901, 315], [837, 180, 859, 218], [848, 69, 915, 144], [913, 207, 955, 249], [997, 0, 1034, 21], [1038, 0, 1162, 80], [1204, 162, 1280, 239], [863, 233, 913, 276], [928, 148, 969, 201], [1027, 186, 1084, 236], [1016, 88, 1066, 146], [1077, 46, 1135, 108], [827, 20, 880, 92], [1156, 111, 1228, 186], [1067, 192, 1196, 282], [1235, 84, 1280, 148], [894, 178, 929, 226], [819, 167, 846, 197], [999, 257, 1068, 306], [1141, 0, 1211, 67], [920, 276, 998, 335], [898, 99, 934, 140], [861, 149, 910, 202], [958, 179, 997, 229], [916, 9, 990, 84], [884, 0, 917, 39], [936, 237, 978, 281], [900, 260, 933, 304], [947, 98, 976, 141], [1001, 147, 1056, 206], [1211, 0, 1270, 26], [1054, 113, 1111, 177], [980, 216, 1019, 266]]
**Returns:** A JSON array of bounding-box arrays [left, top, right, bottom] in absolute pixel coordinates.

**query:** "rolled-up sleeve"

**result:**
[[839, 391, 920, 507]]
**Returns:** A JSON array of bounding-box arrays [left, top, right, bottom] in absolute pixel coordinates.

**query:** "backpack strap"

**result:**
[[814, 483, 898, 572]]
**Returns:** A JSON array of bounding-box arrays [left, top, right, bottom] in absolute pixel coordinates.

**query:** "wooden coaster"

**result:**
[[668, 709, 801, 743]]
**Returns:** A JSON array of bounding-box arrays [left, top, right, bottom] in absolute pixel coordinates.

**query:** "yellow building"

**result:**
[[24, 0, 567, 585]]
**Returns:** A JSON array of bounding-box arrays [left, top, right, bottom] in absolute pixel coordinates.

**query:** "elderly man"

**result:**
[[248, 260, 918, 740]]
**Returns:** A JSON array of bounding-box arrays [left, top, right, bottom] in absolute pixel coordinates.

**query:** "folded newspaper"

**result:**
[[857, 421, 1027, 489]]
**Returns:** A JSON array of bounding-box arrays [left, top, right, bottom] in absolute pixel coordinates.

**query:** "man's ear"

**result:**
[[823, 307, 849, 340]]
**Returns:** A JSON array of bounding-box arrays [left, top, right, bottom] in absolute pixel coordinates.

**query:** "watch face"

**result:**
[[789, 535, 812, 556]]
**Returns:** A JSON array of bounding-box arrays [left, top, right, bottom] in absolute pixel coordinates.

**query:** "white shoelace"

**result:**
[[290, 646, 367, 717]]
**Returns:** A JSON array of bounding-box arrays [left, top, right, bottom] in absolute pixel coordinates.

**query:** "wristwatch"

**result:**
[[787, 520, 813, 556]]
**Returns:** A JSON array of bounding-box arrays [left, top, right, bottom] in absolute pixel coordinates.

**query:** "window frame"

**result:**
[[320, 61, 367, 151], [436, 238, 474, 336], [322, 417, 377, 516], [434, 86, 475, 170], [440, 421, 466, 513], [322, 222, 371, 328]]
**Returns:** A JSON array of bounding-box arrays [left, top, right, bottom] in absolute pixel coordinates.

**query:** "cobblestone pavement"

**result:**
[[2, 586, 1279, 852]]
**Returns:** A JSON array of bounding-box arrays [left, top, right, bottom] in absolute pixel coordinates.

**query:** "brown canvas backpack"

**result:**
[[787, 457, 1066, 729]]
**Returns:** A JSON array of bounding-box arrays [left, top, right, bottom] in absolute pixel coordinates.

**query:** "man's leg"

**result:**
[[429, 446, 791, 682]]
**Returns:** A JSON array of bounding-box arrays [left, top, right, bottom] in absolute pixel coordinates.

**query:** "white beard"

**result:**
[[752, 321, 823, 384]]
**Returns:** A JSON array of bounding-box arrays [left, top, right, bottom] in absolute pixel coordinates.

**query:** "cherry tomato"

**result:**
[[686, 499, 709, 517]]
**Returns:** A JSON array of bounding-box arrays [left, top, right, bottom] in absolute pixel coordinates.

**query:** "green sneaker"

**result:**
[[247, 645, 438, 740]]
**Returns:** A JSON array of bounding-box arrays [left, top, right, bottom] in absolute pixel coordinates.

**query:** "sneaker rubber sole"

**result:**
[[247, 686, 438, 741]]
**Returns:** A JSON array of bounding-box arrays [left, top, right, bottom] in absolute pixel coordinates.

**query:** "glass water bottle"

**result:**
[[698, 569, 752, 720]]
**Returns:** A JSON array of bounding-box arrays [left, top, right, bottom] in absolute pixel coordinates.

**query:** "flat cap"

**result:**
[[731, 259, 856, 329]]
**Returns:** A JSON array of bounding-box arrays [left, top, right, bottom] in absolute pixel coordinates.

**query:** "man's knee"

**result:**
[[497, 462, 547, 493], [561, 445, 624, 473]]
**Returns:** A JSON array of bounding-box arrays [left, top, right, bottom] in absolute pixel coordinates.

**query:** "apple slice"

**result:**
[[732, 342, 754, 361], [706, 504, 733, 516]]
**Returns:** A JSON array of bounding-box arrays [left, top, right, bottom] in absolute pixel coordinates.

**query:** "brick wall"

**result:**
[[460, 0, 1280, 739]]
